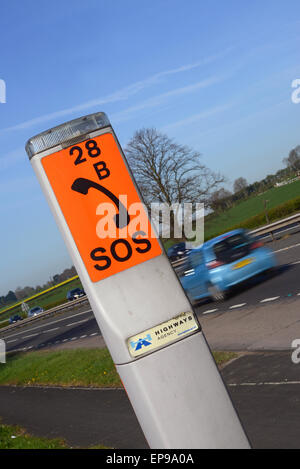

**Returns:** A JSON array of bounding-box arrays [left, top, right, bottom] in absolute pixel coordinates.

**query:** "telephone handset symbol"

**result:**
[[71, 177, 130, 229]]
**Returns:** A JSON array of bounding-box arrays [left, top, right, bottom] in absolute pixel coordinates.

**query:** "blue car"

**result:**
[[179, 229, 276, 303]]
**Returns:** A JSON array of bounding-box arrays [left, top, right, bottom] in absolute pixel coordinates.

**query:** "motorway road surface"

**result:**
[[2, 229, 300, 353]]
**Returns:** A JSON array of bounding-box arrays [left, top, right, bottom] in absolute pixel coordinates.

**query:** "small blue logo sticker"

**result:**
[[130, 334, 152, 352]]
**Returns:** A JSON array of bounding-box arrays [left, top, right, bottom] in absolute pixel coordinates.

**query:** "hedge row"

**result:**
[[205, 195, 300, 241]]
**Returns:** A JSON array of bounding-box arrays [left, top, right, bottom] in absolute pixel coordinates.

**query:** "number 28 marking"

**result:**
[[70, 139, 101, 166]]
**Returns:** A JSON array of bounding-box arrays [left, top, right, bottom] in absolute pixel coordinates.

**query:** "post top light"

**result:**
[[25, 112, 110, 159]]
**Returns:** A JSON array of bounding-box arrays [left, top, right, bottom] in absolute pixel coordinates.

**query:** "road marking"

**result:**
[[229, 381, 300, 387], [229, 303, 246, 309], [260, 296, 280, 303], [90, 332, 98, 336], [6, 339, 18, 343], [80, 335, 87, 338], [203, 309, 218, 315], [22, 333, 39, 339], [66, 318, 90, 327], [274, 242, 300, 254], [43, 327, 59, 333], [70, 337, 77, 341]]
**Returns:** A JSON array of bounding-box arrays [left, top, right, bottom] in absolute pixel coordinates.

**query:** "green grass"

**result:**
[[0, 348, 122, 388], [212, 351, 237, 367], [0, 422, 68, 449], [0, 421, 110, 449], [0, 348, 236, 388], [205, 180, 300, 238]]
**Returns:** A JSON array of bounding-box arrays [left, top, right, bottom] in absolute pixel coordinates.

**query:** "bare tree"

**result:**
[[233, 177, 248, 193], [283, 145, 300, 172], [209, 188, 232, 212], [125, 128, 224, 238]]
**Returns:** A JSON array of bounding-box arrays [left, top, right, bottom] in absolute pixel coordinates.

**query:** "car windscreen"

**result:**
[[30, 307, 40, 313], [213, 234, 251, 264], [70, 289, 81, 294]]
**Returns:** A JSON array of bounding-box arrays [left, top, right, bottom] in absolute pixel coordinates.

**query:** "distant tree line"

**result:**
[[0, 266, 77, 307]]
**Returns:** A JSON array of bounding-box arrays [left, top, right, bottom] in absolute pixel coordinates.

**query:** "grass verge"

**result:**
[[0, 422, 67, 449], [0, 348, 237, 388], [0, 348, 122, 388], [0, 421, 109, 449]]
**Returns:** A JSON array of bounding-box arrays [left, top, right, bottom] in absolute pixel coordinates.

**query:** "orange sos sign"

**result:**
[[42, 133, 162, 282]]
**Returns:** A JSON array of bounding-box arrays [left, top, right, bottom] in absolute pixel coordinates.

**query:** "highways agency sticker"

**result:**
[[127, 311, 200, 358]]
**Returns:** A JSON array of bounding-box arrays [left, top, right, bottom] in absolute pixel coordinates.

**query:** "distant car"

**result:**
[[67, 288, 85, 301], [179, 229, 277, 303], [9, 314, 23, 324], [167, 242, 190, 262], [28, 306, 44, 317]]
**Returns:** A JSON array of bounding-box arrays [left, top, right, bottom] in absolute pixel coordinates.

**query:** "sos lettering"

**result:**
[[90, 231, 152, 271]]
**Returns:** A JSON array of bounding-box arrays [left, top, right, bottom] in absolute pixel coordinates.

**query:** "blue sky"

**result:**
[[0, 0, 300, 294]]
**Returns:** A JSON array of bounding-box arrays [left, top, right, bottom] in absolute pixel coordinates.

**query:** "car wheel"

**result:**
[[208, 284, 225, 301]]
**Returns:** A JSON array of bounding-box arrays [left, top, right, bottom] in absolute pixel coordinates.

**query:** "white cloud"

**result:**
[[0, 49, 233, 133], [111, 74, 230, 124], [161, 103, 233, 132]]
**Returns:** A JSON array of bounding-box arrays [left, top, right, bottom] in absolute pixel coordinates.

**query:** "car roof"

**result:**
[[186, 229, 245, 255], [203, 229, 245, 249]]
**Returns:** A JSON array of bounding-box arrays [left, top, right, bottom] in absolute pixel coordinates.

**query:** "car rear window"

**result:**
[[213, 234, 250, 264]]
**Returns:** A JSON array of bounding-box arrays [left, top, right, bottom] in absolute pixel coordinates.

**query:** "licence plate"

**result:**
[[232, 258, 254, 270]]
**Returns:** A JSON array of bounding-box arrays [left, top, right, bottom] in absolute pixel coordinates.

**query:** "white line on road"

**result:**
[[43, 327, 59, 333], [274, 242, 300, 254], [90, 333, 98, 336], [66, 319, 90, 327], [229, 303, 246, 309], [203, 309, 218, 315], [260, 296, 280, 303], [229, 381, 300, 386], [22, 333, 39, 339]]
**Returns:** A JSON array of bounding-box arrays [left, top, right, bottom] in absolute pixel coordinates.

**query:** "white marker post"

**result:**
[[26, 112, 250, 449]]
